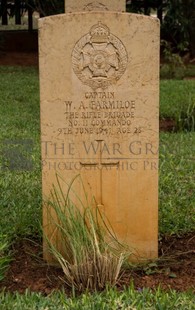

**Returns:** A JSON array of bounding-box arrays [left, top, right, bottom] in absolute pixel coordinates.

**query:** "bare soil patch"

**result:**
[[0, 30, 38, 66], [159, 118, 177, 132], [0, 234, 194, 295], [0, 51, 38, 67]]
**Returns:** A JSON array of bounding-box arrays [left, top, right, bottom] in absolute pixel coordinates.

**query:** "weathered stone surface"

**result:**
[[65, 0, 126, 12], [39, 12, 160, 262]]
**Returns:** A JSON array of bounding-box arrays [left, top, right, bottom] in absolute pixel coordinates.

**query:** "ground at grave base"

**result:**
[[0, 234, 194, 295]]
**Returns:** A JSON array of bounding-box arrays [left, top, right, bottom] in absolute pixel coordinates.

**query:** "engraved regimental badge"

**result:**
[[72, 22, 128, 90]]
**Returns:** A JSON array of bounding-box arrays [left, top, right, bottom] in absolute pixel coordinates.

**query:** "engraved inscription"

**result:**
[[72, 22, 128, 90], [57, 92, 140, 136]]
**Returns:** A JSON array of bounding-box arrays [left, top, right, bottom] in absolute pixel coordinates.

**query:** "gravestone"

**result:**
[[65, 0, 126, 12], [39, 3, 160, 262]]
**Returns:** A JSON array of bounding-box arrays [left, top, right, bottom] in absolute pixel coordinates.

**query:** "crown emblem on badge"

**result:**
[[90, 22, 110, 43]]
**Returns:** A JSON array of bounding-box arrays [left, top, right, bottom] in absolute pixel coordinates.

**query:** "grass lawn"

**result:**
[[0, 286, 194, 309], [0, 67, 194, 308], [160, 79, 195, 131]]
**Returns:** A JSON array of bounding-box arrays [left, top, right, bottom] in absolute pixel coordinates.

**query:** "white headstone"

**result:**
[[39, 9, 159, 262]]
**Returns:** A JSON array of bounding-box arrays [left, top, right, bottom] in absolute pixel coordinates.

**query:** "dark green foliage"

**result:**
[[128, 1, 195, 57], [127, 0, 164, 15], [161, 0, 195, 56]]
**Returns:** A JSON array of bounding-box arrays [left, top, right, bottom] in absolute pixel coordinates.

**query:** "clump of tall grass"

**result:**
[[0, 235, 11, 281], [177, 97, 195, 131], [45, 175, 128, 292]]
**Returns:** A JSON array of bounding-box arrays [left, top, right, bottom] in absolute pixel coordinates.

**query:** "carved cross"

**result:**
[[80, 140, 119, 205]]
